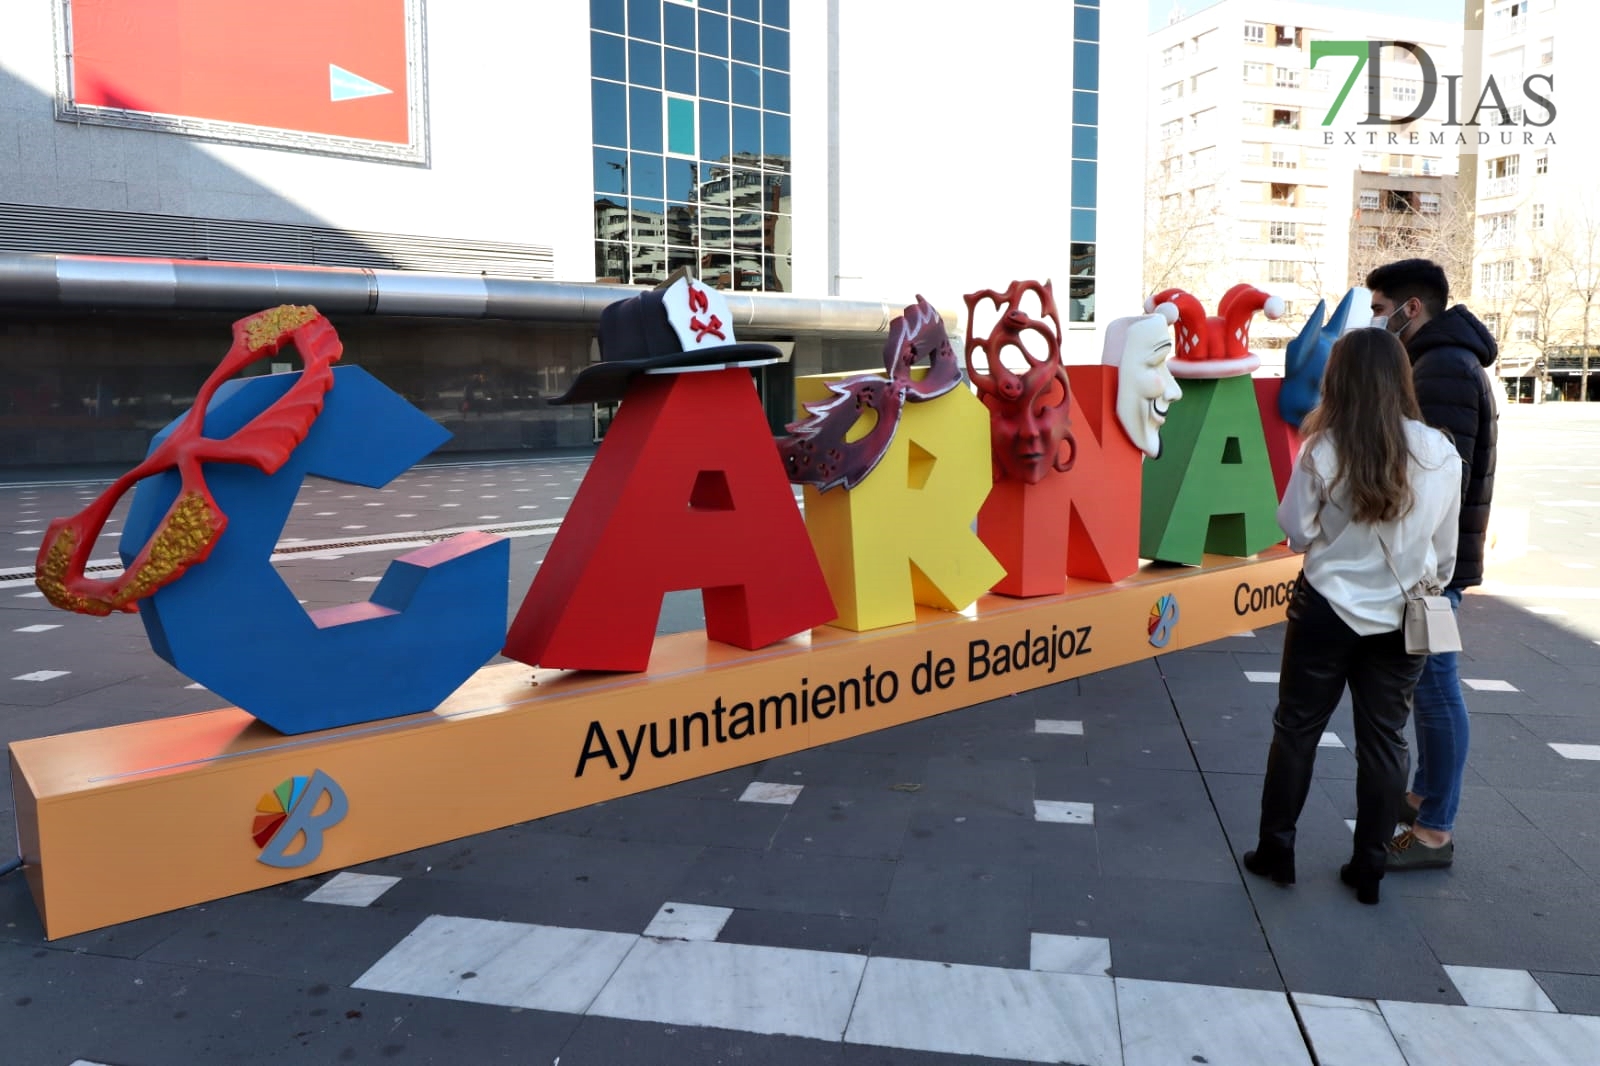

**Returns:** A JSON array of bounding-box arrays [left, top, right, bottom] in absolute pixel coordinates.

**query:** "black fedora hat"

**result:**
[[550, 269, 784, 406]]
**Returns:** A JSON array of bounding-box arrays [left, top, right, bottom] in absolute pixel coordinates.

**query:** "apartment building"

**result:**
[[1147, 1, 1459, 367], [1466, 0, 1600, 401]]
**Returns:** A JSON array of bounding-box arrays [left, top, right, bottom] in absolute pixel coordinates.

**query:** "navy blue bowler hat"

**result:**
[[550, 270, 784, 406]]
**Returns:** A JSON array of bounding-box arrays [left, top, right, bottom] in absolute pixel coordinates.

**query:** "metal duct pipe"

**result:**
[[0, 253, 914, 337]]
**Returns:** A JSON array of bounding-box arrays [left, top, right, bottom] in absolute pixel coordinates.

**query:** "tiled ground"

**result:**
[[4, 406, 1600, 1063]]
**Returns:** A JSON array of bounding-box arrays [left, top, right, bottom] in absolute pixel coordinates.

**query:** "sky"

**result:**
[[1149, 0, 1467, 33]]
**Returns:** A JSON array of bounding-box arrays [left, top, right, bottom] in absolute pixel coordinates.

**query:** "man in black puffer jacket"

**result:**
[[1366, 258, 1498, 873]]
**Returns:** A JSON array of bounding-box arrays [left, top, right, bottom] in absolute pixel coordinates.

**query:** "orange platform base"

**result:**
[[10, 549, 1299, 939]]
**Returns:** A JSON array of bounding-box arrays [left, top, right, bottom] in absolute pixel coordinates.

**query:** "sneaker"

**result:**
[[1386, 828, 1454, 870]]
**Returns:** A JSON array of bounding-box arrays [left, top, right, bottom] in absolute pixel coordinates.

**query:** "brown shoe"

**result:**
[[1386, 828, 1453, 870]]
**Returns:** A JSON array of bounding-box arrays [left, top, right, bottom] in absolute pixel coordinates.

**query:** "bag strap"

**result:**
[[1374, 530, 1416, 601]]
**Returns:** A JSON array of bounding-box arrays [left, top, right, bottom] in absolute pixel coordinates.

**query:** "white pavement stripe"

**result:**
[[1443, 966, 1558, 1012], [846, 956, 1121, 1064], [1246, 671, 1279, 683], [1464, 679, 1520, 692], [353, 915, 635, 1014], [738, 781, 802, 805], [642, 902, 731, 942], [305, 872, 400, 907], [1034, 800, 1094, 824], [1549, 743, 1600, 761], [592, 938, 866, 1041], [1319, 732, 1345, 749], [13, 670, 69, 681], [1293, 994, 1408, 1066], [1035, 719, 1084, 735], [1029, 932, 1111, 976], [1379, 1000, 1600, 1063], [1117, 978, 1312, 1066], [1478, 583, 1600, 600], [14, 624, 61, 633]]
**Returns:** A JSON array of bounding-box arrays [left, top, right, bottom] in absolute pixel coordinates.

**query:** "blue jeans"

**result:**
[[1410, 588, 1468, 833]]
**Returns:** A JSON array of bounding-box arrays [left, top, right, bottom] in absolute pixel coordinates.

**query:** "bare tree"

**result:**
[[1548, 196, 1600, 401], [1143, 164, 1231, 297], [1347, 183, 1476, 293]]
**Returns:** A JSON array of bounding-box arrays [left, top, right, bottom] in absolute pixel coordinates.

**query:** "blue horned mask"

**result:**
[[1279, 288, 1357, 429]]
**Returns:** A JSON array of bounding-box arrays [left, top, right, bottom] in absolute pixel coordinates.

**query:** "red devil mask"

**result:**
[[965, 279, 1076, 485]]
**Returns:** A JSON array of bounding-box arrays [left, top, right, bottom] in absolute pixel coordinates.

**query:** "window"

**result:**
[[1308, 69, 1330, 90], [1270, 148, 1296, 169], [1279, 300, 1295, 317], [1421, 156, 1440, 176], [1191, 108, 1215, 134], [1241, 143, 1261, 165], [1275, 25, 1300, 48], [1274, 67, 1300, 89], [1540, 38, 1554, 64], [1420, 193, 1441, 214], [1270, 221, 1297, 245], [1244, 22, 1266, 44], [1535, 151, 1548, 174], [1268, 260, 1296, 282], [1530, 256, 1544, 280], [1533, 203, 1545, 229], [1272, 108, 1299, 129], [1304, 150, 1328, 169], [590, 0, 794, 291], [1358, 231, 1379, 248], [1386, 189, 1414, 213], [1359, 189, 1382, 211], [1163, 43, 1184, 66], [1068, 242, 1095, 324], [1486, 155, 1520, 179], [1390, 155, 1415, 174], [1244, 62, 1266, 83], [1161, 118, 1184, 141], [1161, 81, 1184, 104], [1393, 82, 1419, 105], [1271, 182, 1296, 205], [1483, 313, 1501, 336], [1515, 313, 1537, 342], [1482, 211, 1518, 244]]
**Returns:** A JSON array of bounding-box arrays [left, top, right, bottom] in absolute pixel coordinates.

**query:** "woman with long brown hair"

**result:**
[[1243, 328, 1462, 904]]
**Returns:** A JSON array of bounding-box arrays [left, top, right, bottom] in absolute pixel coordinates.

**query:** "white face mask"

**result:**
[[1369, 315, 1388, 331]]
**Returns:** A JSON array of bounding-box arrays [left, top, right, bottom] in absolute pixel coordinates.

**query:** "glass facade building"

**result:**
[[590, 0, 793, 291], [1069, 0, 1098, 323]]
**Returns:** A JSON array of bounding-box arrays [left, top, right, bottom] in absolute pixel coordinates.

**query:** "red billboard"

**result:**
[[60, 0, 425, 162]]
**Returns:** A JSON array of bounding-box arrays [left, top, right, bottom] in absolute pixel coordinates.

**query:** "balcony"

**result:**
[[1484, 176, 1520, 199]]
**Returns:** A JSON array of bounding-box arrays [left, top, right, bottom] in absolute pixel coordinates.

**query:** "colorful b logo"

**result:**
[[1148, 594, 1179, 648], [253, 770, 349, 868]]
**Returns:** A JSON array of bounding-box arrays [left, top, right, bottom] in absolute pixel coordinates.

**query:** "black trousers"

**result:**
[[1258, 576, 1427, 875]]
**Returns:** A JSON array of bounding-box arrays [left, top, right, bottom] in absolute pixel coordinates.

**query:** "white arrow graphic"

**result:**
[[329, 64, 393, 102]]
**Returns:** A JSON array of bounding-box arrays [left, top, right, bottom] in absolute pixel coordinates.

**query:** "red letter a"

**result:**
[[503, 370, 836, 672]]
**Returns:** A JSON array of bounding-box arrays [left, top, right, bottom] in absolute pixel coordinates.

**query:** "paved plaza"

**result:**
[[3, 403, 1600, 1064]]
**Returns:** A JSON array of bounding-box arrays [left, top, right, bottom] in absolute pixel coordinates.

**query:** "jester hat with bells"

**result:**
[[1143, 284, 1285, 379]]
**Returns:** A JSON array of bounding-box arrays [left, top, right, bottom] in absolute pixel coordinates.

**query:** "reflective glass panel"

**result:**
[[1071, 208, 1096, 242], [763, 27, 789, 69], [763, 112, 790, 159], [763, 69, 790, 112], [732, 0, 759, 20], [630, 151, 665, 200], [594, 147, 628, 194], [1072, 90, 1097, 125], [592, 31, 625, 81], [632, 244, 667, 284], [1070, 160, 1096, 207], [1074, 6, 1099, 42], [629, 86, 663, 151], [731, 19, 761, 64], [763, 0, 789, 29], [702, 210, 733, 249], [591, 0, 625, 35], [732, 63, 761, 106], [665, 48, 696, 93], [698, 10, 729, 56], [700, 100, 731, 162], [595, 240, 630, 281], [666, 203, 698, 246], [663, 2, 696, 48], [627, 39, 661, 88], [667, 157, 698, 201], [667, 97, 696, 155], [1072, 124, 1097, 161], [763, 213, 791, 257], [626, 0, 660, 41], [731, 167, 763, 209], [592, 79, 628, 147], [1073, 41, 1098, 90], [631, 199, 666, 243], [594, 195, 629, 241], [732, 106, 761, 156], [699, 56, 729, 101], [1070, 242, 1095, 277], [732, 211, 763, 252]]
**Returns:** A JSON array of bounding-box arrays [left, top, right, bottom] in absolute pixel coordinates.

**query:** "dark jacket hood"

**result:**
[[1408, 304, 1497, 368]]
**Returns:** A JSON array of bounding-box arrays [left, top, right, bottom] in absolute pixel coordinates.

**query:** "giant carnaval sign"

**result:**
[[11, 273, 1351, 938]]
